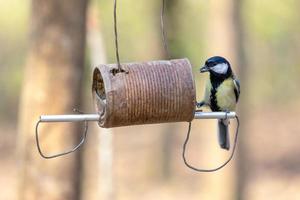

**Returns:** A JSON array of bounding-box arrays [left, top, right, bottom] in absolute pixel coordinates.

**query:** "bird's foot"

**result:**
[[73, 108, 85, 114], [196, 101, 204, 108]]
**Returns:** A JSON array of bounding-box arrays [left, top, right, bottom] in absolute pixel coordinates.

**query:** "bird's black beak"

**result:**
[[200, 65, 209, 73]]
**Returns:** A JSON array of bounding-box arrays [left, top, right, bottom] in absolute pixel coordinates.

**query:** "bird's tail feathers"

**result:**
[[217, 119, 230, 150]]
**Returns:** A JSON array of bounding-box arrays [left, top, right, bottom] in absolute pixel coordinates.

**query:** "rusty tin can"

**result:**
[[92, 58, 196, 128]]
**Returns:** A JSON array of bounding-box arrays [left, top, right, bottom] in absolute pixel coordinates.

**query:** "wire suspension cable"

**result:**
[[161, 0, 170, 59], [113, 0, 123, 73]]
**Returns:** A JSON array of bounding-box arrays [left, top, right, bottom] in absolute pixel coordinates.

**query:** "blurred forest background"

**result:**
[[1, 0, 300, 199]]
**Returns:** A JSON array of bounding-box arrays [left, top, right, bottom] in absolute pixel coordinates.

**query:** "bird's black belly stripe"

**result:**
[[209, 75, 225, 112], [210, 87, 220, 111]]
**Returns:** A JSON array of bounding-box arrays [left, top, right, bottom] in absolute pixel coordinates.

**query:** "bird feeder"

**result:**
[[92, 58, 196, 128], [35, 0, 239, 169], [35, 58, 237, 160]]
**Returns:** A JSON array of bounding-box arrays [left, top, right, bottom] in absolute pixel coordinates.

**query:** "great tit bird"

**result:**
[[197, 56, 240, 150]]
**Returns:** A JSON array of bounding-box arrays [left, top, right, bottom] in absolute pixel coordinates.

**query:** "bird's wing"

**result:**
[[233, 77, 240, 102], [197, 79, 211, 108]]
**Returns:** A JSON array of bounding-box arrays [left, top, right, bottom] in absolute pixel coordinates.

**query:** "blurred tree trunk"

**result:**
[[17, 0, 88, 200], [232, 0, 248, 199], [81, 6, 115, 200], [203, 0, 242, 199]]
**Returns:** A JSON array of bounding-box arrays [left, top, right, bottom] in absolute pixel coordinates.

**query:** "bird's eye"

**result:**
[[207, 62, 214, 67]]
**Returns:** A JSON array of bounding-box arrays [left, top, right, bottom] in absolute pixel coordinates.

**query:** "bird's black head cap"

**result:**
[[200, 56, 232, 79]]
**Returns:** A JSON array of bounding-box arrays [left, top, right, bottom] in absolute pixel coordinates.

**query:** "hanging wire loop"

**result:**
[[35, 114, 100, 159], [182, 115, 240, 172]]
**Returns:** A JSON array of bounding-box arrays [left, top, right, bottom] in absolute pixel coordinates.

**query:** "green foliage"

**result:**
[[245, 0, 300, 106], [0, 0, 29, 120]]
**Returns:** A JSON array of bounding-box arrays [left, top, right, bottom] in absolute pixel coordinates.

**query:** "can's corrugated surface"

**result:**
[[92, 58, 195, 128]]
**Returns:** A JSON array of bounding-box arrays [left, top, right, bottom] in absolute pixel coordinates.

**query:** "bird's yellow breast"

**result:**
[[216, 78, 237, 111]]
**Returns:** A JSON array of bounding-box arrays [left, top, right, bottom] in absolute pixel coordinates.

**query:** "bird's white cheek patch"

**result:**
[[211, 63, 228, 74]]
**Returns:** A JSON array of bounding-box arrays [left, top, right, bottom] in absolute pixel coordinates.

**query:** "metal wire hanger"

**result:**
[[35, 109, 89, 159], [182, 116, 240, 172], [111, 0, 127, 75], [160, 0, 240, 172]]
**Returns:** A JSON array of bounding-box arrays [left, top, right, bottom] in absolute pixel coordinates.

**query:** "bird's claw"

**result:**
[[73, 108, 85, 114], [196, 101, 204, 108]]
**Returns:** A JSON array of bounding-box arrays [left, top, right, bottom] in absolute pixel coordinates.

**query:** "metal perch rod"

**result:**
[[39, 114, 100, 122], [194, 112, 236, 119], [35, 111, 237, 159], [38, 111, 236, 123]]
